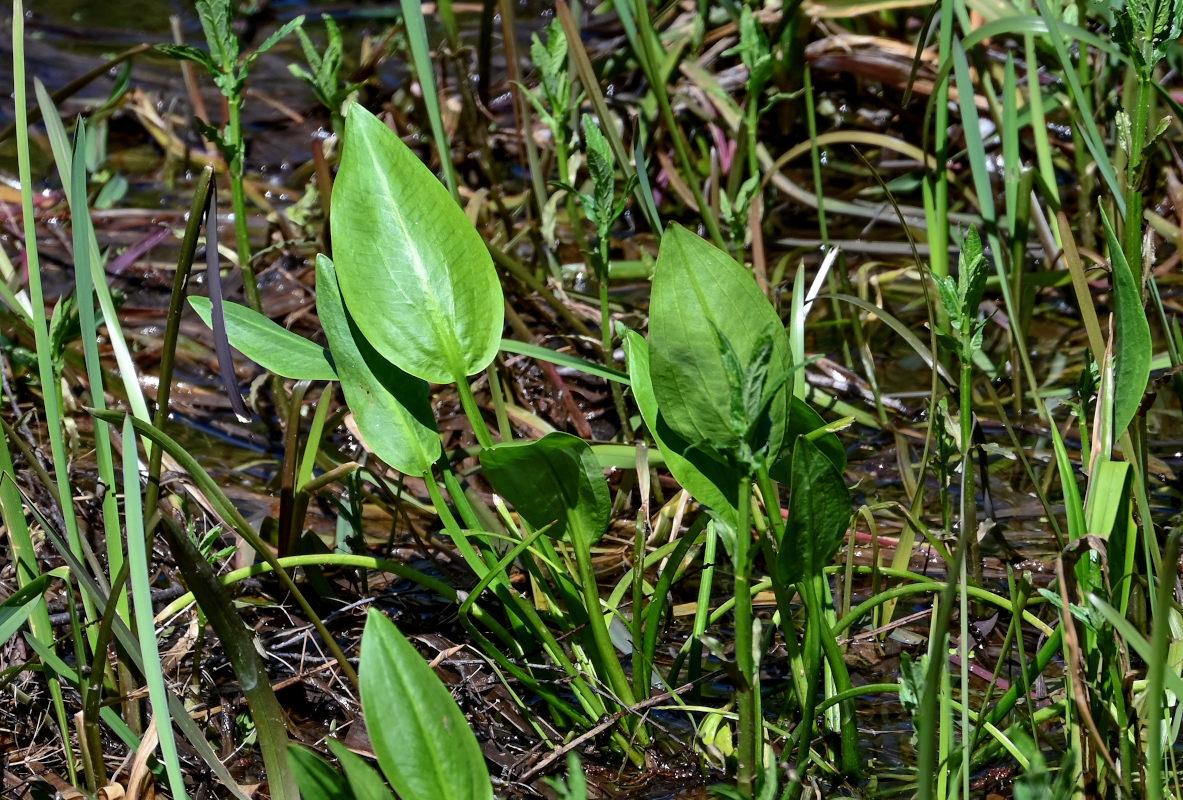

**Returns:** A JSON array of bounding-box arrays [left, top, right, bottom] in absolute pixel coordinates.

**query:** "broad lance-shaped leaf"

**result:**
[[317, 255, 440, 477], [625, 331, 739, 526], [648, 224, 790, 464], [360, 609, 493, 800], [629, 330, 844, 524], [480, 431, 610, 546], [1100, 207, 1151, 441], [188, 296, 337, 381], [331, 104, 503, 384], [775, 436, 851, 587]]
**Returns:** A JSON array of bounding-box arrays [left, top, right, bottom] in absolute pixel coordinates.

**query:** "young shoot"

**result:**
[[156, 0, 304, 311]]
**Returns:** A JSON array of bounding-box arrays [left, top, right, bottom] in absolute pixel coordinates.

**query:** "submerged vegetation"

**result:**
[[1, 0, 1183, 796]]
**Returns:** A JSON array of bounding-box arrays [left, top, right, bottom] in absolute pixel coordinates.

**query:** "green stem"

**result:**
[[810, 574, 860, 774], [923, 2, 953, 279], [734, 476, 759, 794], [571, 530, 643, 725], [146, 166, 212, 528], [685, 521, 718, 695], [226, 97, 261, 313], [13, 6, 85, 780], [916, 531, 972, 800], [597, 261, 633, 439], [424, 469, 491, 579], [959, 354, 979, 587], [1145, 530, 1181, 800], [454, 373, 495, 449]]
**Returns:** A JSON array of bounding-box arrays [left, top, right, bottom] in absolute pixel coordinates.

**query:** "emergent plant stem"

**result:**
[[733, 476, 760, 794], [227, 97, 262, 314]]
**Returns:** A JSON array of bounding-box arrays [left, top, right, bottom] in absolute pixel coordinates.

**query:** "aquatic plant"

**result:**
[[4, 0, 1183, 798]]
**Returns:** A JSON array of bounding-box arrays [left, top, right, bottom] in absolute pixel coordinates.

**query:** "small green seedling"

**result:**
[[289, 14, 359, 128], [289, 609, 491, 800], [156, 0, 304, 309]]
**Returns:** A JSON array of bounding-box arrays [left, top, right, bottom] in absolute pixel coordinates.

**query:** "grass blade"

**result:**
[[121, 419, 188, 799]]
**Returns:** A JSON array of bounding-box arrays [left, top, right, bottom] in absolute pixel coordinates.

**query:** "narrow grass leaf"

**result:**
[[1030, 0, 1124, 211], [360, 609, 492, 800], [0, 574, 53, 645], [19, 481, 256, 800], [1085, 460, 1135, 603], [316, 255, 441, 477], [828, 293, 955, 386], [21, 633, 141, 749], [69, 120, 127, 620], [188, 296, 337, 380], [121, 419, 189, 800], [1050, 424, 1086, 541], [331, 105, 502, 384], [35, 81, 152, 426], [1088, 594, 1183, 701], [399, 0, 458, 197], [500, 338, 629, 384]]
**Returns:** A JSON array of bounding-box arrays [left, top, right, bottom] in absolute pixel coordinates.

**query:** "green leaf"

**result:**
[[480, 431, 610, 546], [288, 746, 352, 800], [326, 739, 396, 800], [897, 651, 927, 717], [195, 0, 236, 71], [1100, 207, 1151, 440], [726, 7, 772, 94], [188, 296, 337, 381], [1012, 732, 1076, 800], [248, 15, 305, 63], [1086, 460, 1132, 539], [775, 436, 851, 586], [544, 753, 589, 800], [331, 104, 503, 384], [959, 227, 987, 317], [316, 255, 440, 478], [625, 331, 739, 525], [648, 225, 790, 465], [933, 273, 959, 330], [583, 115, 615, 227], [0, 573, 52, 646], [360, 609, 492, 800], [531, 20, 569, 111], [767, 396, 847, 481], [153, 44, 216, 73], [499, 338, 629, 384]]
